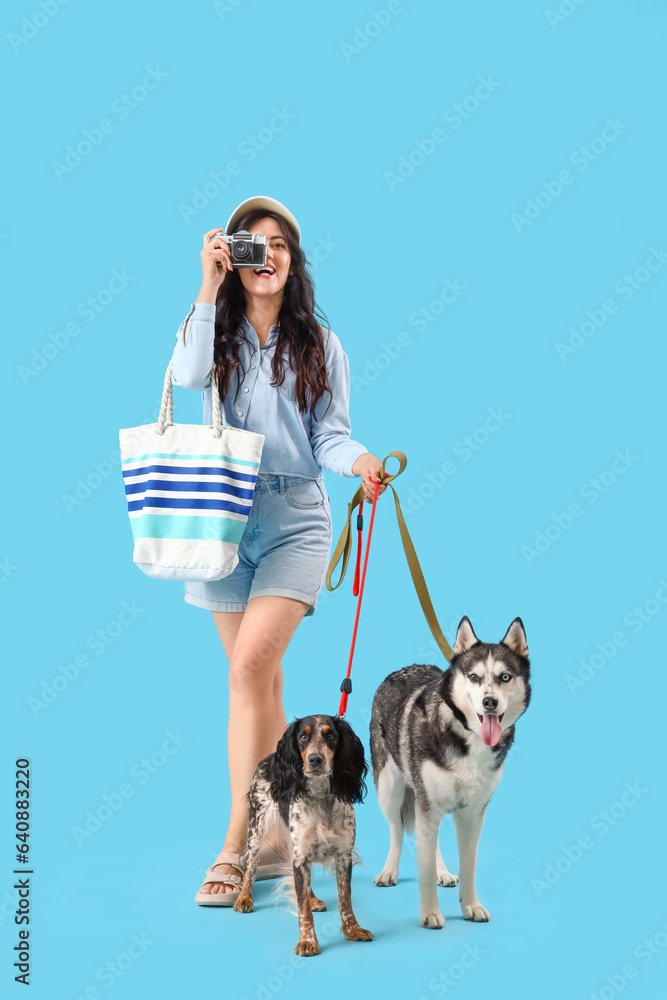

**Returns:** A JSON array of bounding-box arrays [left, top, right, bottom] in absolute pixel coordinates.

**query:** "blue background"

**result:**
[[3, 1, 666, 997]]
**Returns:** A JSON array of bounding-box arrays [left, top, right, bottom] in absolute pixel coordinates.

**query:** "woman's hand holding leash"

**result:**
[[352, 453, 387, 503]]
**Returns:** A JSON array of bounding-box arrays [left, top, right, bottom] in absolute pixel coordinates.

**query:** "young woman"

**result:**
[[169, 196, 386, 905]]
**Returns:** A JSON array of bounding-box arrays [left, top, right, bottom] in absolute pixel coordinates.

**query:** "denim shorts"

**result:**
[[183, 473, 332, 617]]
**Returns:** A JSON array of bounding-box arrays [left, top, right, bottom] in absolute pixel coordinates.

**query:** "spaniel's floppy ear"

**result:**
[[270, 720, 305, 802], [331, 719, 368, 804]]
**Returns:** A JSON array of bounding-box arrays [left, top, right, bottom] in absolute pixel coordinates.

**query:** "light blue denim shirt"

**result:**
[[169, 302, 368, 479]]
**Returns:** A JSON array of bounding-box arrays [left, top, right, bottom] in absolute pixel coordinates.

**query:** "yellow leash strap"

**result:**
[[325, 451, 454, 663]]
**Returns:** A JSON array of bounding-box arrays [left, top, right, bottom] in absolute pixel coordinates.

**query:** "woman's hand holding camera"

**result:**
[[197, 228, 232, 303]]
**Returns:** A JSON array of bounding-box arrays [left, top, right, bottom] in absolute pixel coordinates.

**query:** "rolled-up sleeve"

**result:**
[[170, 302, 215, 389], [309, 333, 368, 478]]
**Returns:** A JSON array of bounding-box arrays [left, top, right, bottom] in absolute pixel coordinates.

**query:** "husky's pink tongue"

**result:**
[[481, 715, 502, 746]]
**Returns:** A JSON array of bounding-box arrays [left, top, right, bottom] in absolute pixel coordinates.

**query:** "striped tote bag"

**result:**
[[119, 360, 264, 581]]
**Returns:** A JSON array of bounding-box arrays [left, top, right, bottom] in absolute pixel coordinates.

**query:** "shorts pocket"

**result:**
[[284, 479, 324, 509]]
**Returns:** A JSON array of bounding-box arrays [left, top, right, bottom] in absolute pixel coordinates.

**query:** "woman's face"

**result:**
[[238, 216, 292, 299]]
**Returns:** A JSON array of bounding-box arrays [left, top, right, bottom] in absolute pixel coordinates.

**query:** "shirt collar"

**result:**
[[242, 313, 280, 349]]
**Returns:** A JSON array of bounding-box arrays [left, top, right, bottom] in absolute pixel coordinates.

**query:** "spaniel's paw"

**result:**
[[233, 895, 254, 913], [294, 938, 321, 957], [343, 923, 373, 941]]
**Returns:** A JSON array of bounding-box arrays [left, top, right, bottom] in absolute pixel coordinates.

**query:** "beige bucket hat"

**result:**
[[225, 195, 301, 243]]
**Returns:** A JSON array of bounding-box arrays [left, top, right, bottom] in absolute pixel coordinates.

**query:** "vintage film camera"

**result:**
[[213, 230, 267, 268]]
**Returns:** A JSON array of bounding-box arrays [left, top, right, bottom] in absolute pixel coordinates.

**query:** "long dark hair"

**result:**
[[213, 209, 333, 418]]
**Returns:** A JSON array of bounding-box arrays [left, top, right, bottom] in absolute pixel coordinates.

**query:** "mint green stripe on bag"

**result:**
[[128, 514, 248, 543], [122, 451, 260, 468]]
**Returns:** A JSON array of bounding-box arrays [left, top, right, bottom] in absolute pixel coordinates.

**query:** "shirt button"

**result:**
[[250, 364, 256, 370], [243, 387, 249, 392], [237, 410, 243, 417]]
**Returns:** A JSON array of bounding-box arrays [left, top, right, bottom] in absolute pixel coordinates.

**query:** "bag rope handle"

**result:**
[[157, 361, 224, 438]]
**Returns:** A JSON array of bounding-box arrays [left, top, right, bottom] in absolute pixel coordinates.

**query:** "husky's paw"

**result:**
[[420, 909, 446, 929], [374, 870, 398, 887], [437, 870, 458, 887], [461, 901, 490, 922]]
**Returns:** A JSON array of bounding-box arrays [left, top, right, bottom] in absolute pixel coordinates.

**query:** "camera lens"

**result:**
[[233, 241, 249, 260]]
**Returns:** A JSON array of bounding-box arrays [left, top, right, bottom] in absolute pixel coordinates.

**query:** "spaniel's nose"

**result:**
[[307, 754, 323, 767]]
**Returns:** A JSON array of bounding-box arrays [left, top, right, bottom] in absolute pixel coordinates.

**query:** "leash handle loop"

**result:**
[[325, 451, 405, 591]]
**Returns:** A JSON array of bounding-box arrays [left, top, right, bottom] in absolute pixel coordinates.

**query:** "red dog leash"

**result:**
[[327, 451, 455, 720], [338, 479, 380, 718]]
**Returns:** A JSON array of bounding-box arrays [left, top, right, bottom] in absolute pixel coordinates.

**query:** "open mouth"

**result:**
[[477, 713, 504, 747], [253, 266, 275, 278]]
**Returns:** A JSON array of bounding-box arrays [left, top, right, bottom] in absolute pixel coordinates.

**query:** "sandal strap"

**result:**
[[215, 851, 246, 869], [201, 867, 243, 888]]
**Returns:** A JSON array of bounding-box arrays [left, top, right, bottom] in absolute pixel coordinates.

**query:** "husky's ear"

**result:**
[[501, 617, 529, 657], [453, 616, 479, 654]]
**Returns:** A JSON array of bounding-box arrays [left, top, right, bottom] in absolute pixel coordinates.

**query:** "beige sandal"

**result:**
[[195, 851, 246, 907]]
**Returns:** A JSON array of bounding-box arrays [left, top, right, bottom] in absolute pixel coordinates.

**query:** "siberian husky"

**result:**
[[369, 616, 531, 928]]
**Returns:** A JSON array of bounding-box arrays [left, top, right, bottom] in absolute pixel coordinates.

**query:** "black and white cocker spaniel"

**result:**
[[233, 714, 373, 956]]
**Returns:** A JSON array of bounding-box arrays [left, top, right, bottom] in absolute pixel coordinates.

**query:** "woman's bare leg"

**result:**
[[198, 595, 308, 895]]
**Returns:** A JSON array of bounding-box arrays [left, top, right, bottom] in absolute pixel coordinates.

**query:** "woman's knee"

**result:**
[[228, 647, 278, 693]]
